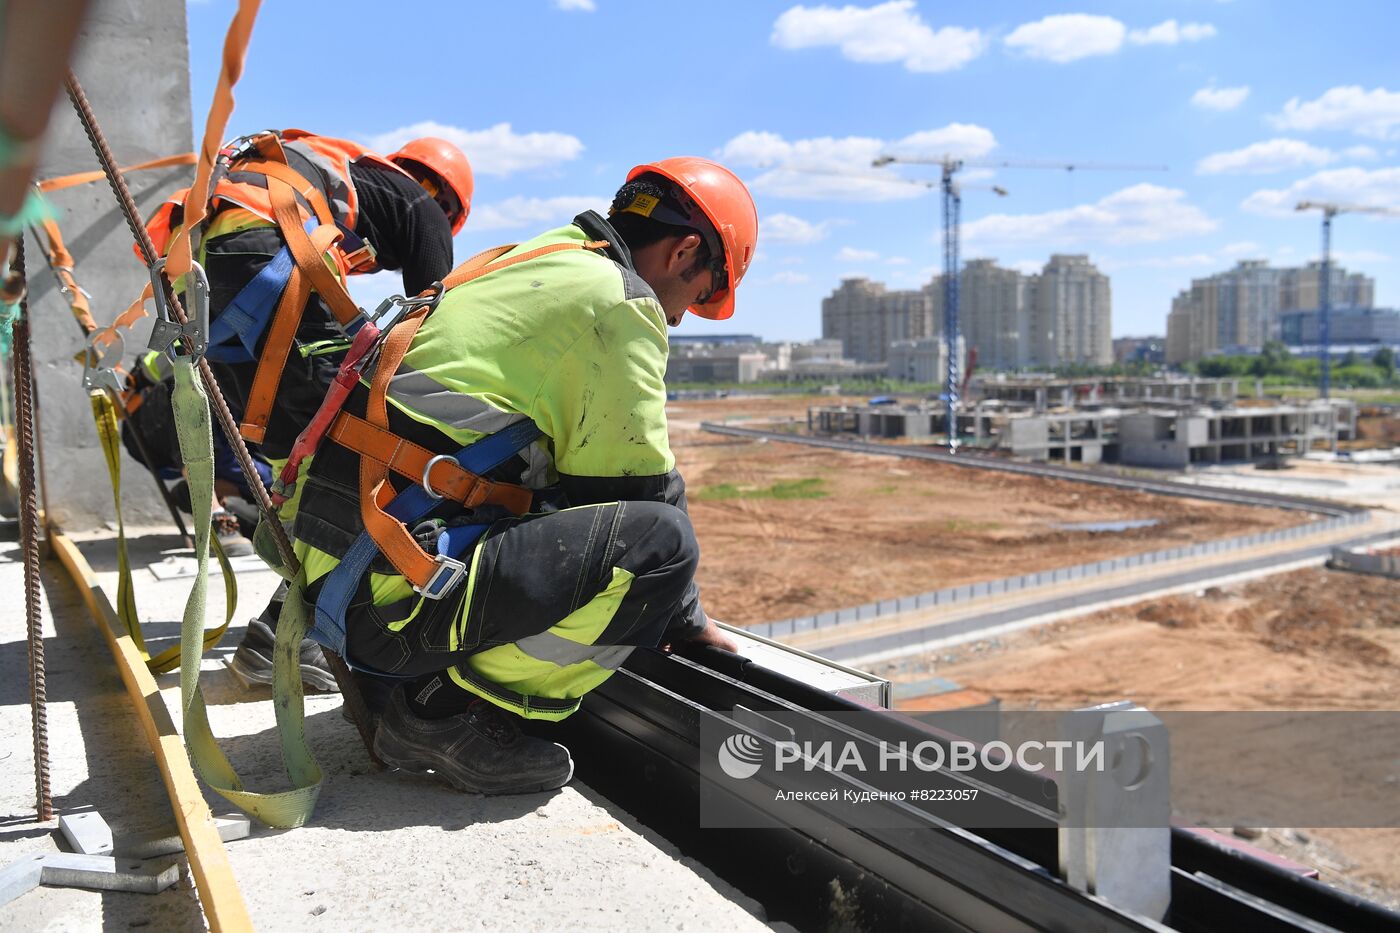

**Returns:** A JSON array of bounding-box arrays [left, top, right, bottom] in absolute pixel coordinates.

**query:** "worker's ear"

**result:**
[[666, 233, 704, 274]]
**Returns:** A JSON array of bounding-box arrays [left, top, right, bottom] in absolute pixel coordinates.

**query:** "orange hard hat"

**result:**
[[624, 157, 758, 320], [389, 137, 473, 235]]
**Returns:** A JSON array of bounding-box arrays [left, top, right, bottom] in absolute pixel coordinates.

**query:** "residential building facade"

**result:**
[[1165, 260, 1377, 364]]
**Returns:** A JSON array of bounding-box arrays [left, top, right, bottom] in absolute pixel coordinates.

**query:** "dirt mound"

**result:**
[[1355, 413, 1400, 445], [1136, 596, 1214, 629], [1130, 571, 1398, 665]]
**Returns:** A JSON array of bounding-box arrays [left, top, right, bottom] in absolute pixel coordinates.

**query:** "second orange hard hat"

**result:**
[[389, 137, 474, 235]]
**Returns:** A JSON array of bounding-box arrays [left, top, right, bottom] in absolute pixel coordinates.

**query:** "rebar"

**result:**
[[62, 71, 298, 573], [9, 237, 53, 820], [61, 71, 383, 756]]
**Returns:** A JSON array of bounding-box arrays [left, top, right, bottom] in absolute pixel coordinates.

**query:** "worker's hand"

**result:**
[[686, 615, 739, 654]]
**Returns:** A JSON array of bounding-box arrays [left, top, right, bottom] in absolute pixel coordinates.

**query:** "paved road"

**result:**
[[822, 527, 1400, 666]]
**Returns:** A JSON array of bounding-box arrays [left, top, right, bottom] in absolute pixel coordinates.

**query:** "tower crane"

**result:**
[[1294, 200, 1400, 399], [871, 154, 1165, 451]]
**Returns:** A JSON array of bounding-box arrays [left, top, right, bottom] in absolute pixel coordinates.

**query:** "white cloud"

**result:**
[[368, 121, 584, 176], [470, 195, 605, 231], [771, 2, 986, 73], [836, 246, 879, 261], [1270, 86, 1400, 139], [769, 270, 811, 285], [719, 125, 996, 201], [1191, 85, 1250, 111], [886, 256, 911, 265], [1221, 240, 1262, 257], [1117, 253, 1221, 270], [1004, 14, 1125, 63], [1128, 20, 1216, 46], [962, 184, 1216, 246], [765, 212, 834, 243], [553, 0, 595, 9], [1333, 249, 1392, 264], [1241, 166, 1400, 216], [1196, 139, 1336, 175], [1344, 145, 1380, 161]]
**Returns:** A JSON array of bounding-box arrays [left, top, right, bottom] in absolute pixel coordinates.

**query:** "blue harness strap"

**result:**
[[206, 245, 293, 362], [205, 220, 369, 363], [310, 418, 544, 670]]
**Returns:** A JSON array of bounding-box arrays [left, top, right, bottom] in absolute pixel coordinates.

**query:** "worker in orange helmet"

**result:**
[[290, 157, 759, 794], [387, 136, 474, 235], [141, 129, 473, 692]]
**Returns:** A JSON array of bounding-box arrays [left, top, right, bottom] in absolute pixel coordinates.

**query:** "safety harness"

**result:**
[[280, 240, 610, 671]]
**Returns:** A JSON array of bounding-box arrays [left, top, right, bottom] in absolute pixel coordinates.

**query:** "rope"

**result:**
[[8, 237, 53, 820]]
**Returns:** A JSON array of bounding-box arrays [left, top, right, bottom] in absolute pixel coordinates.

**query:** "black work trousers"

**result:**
[[321, 500, 701, 720]]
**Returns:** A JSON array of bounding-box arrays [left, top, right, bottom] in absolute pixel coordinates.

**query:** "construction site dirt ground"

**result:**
[[914, 566, 1400, 910], [667, 395, 1306, 625]]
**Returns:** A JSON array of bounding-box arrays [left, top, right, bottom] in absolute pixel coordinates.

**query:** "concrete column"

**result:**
[[27, 1, 193, 529]]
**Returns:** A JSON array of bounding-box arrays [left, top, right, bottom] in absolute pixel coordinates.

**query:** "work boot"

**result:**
[[213, 509, 255, 558], [339, 670, 396, 732], [373, 686, 574, 795], [228, 618, 340, 693]]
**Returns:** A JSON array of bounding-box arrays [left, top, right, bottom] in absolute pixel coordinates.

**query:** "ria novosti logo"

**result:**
[[715, 732, 1110, 779], [717, 733, 764, 779]]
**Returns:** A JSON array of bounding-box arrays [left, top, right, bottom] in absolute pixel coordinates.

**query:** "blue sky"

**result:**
[[187, 0, 1400, 342]]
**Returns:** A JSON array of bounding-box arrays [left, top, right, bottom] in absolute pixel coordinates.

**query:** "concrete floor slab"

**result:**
[[1, 531, 773, 930]]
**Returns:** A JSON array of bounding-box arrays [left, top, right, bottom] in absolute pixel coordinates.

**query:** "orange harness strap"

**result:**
[[36, 152, 197, 193], [35, 215, 98, 333], [339, 238, 611, 588], [237, 211, 340, 443], [357, 307, 438, 585], [330, 414, 533, 514]]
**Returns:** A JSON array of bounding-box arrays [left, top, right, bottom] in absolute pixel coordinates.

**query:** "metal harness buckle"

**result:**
[[420, 453, 457, 500], [146, 259, 210, 360], [81, 329, 127, 397], [416, 554, 467, 600]]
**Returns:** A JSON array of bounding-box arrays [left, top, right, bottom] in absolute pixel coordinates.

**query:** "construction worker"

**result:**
[[142, 130, 473, 690], [290, 157, 757, 794]]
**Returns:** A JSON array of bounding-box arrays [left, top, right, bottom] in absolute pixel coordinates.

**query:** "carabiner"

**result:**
[[146, 258, 210, 360]]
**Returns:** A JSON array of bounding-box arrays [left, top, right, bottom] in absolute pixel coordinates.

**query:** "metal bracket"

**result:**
[[1057, 701, 1171, 922], [0, 808, 251, 907], [146, 258, 209, 359], [80, 329, 126, 397], [0, 852, 179, 906], [58, 809, 251, 861]]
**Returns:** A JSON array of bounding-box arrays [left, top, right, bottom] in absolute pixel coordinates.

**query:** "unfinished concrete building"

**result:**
[[1117, 402, 1357, 468], [808, 395, 1357, 469], [973, 375, 1240, 411]]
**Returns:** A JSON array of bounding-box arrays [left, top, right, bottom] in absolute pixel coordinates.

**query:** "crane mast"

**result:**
[[1295, 200, 1400, 400], [873, 154, 1164, 452]]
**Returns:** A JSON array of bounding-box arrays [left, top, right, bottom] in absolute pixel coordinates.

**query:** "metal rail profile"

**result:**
[[548, 646, 1399, 932], [698, 422, 1366, 518]]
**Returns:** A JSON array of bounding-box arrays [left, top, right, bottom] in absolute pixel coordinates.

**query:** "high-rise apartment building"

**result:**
[[822, 255, 1111, 371], [1035, 254, 1113, 367], [961, 259, 1034, 370], [1165, 260, 1375, 364], [821, 278, 942, 364]]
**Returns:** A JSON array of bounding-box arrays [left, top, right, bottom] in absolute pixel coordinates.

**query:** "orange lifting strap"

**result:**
[[334, 239, 609, 590]]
